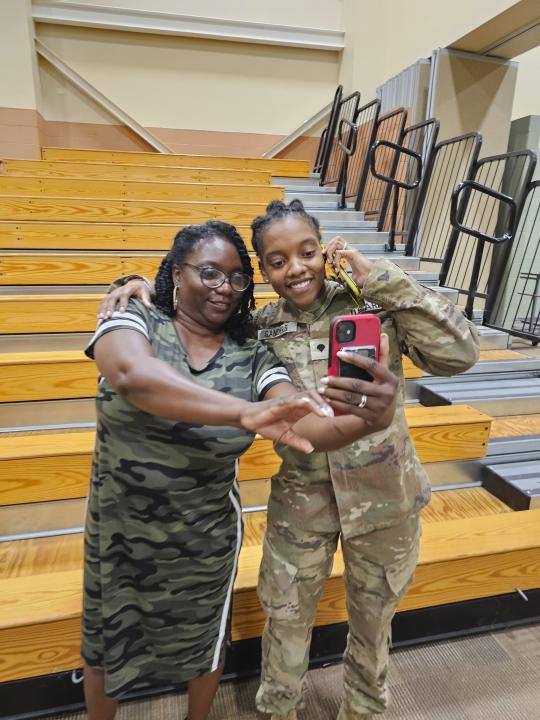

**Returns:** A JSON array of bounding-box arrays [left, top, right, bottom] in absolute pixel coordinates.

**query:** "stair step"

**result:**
[[312, 210, 366, 222], [419, 377, 540, 416], [320, 230, 390, 243], [272, 175, 321, 186], [475, 326, 510, 349], [483, 460, 540, 510], [283, 185, 336, 195], [284, 192, 339, 203]]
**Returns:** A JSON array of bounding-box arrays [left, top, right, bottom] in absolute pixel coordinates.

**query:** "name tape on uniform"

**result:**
[[257, 322, 298, 341]]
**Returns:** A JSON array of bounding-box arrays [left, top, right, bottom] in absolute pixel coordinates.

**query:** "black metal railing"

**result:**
[[404, 132, 483, 261], [369, 118, 439, 250], [314, 85, 343, 174], [353, 107, 407, 225], [440, 149, 537, 317], [338, 99, 380, 208], [484, 180, 540, 342], [320, 91, 361, 186]]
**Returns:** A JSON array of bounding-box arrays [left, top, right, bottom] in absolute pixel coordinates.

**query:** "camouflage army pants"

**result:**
[[255, 513, 421, 718]]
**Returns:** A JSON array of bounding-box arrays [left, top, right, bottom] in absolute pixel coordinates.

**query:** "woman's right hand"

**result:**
[[98, 278, 154, 319], [239, 391, 333, 454]]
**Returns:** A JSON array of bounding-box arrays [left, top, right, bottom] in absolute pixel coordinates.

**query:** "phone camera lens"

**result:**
[[336, 321, 356, 343]]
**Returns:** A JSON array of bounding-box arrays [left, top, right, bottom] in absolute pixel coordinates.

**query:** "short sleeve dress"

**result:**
[[82, 300, 290, 697]]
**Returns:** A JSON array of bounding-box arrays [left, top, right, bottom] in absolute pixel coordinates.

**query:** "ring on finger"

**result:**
[[357, 394, 368, 409]]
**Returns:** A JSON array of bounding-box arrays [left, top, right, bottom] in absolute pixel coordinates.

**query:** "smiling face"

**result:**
[[172, 236, 244, 330], [258, 216, 326, 308]]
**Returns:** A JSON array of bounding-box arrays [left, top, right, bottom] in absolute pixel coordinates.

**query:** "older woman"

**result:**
[[83, 220, 397, 720]]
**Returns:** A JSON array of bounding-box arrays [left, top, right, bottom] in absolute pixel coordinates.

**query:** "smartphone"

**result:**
[[328, 314, 380, 384]]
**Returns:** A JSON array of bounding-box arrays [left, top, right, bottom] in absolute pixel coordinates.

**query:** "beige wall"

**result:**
[[36, 22, 339, 153], [339, 0, 525, 99], [512, 45, 540, 120], [65, 0, 343, 30], [0, 0, 43, 158], [0, 0, 41, 110]]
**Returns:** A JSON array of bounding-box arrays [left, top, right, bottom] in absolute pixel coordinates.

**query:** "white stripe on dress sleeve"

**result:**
[[85, 310, 150, 358], [256, 366, 291, 397]]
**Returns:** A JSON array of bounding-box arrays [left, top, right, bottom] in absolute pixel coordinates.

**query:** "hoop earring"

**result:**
[[173, 284, 179, 311]]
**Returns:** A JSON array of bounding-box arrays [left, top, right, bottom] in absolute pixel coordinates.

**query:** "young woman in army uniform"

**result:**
[[102, 201, 479, 720], [84, 219, 397, 720]]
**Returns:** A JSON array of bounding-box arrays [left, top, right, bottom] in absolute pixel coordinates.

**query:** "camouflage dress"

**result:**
[[82, 300, 290, 698]]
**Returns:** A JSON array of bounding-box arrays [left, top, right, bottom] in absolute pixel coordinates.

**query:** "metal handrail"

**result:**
[[370, 140, 423, 190], [320, 90, 361, 186], [404, 131, 483, 257], [449, 181, 517, 244]]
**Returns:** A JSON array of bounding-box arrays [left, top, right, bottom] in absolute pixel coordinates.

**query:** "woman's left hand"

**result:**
[[239, 391, 334, 454], [323, 236, 374, 287], [318, 334, 398, 428]]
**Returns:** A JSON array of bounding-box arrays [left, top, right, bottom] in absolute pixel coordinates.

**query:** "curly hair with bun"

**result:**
[[251, 199, 322, 259]]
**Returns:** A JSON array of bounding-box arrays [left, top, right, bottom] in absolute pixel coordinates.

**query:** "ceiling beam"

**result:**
[[32, 1, 345, 52]]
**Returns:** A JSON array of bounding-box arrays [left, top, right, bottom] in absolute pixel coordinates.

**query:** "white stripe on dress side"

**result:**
[[211, 462, 243, 671], [256, 367, 289, 396]]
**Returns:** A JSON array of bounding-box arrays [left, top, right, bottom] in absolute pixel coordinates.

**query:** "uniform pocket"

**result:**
[[257, 540, 300, 621], [384, 557, 417, 598], [383, 519, 421, 598]]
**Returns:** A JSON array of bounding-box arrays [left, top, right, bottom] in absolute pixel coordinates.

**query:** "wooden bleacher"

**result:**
[[40, 147, 311, 176], [1, 148, 539, 693]]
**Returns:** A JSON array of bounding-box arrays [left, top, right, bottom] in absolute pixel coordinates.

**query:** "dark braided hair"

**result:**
[[251, 199, 322, 259], [154, 220, 255, 344]]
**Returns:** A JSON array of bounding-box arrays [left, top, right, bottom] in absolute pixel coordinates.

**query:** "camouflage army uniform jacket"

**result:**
[[254, 259, 480, 538]]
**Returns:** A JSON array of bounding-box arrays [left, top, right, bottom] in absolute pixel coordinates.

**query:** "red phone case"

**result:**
[[327, 314, 381, 380]]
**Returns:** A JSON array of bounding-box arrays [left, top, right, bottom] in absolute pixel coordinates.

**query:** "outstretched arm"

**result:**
[[93, 329, 331, 454]]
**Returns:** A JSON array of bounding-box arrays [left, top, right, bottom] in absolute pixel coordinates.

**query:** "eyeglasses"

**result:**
[[183, 263, 252, 292]]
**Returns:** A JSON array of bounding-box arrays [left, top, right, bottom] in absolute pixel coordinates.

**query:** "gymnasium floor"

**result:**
[[43, 623, 540, 720]]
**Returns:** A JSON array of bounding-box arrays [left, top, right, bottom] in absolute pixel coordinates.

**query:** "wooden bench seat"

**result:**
[[1, 506, 537, 682], [0, 252, 268, 286], [0, 197, 267, 225], [41, 148, 310, 177], [0, 292, 278, 333], [0, 348, 462, 403], [0, 222, 255, 251], [0, 159, 273, 186], [0, 406, 491, 506], [0, 176, 283, 204]]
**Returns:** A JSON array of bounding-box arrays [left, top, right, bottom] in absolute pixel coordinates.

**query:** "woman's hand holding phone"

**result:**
[[319, 334, 397, 428]]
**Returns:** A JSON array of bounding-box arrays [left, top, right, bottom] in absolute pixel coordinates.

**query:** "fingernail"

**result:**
[[317, 386, 326, 394], [320, 376, 329, 385], [323, 406, 334, 417]]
